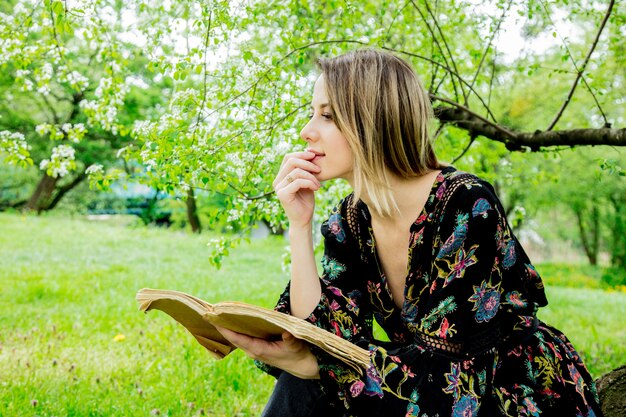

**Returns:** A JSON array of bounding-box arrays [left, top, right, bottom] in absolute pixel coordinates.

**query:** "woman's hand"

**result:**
[[273, 151, 322, 229], [215, 326, 320, 379]]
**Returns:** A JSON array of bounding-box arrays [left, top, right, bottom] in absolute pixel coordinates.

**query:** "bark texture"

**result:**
[[186, 187, 202, 233], [434, 105, 626, 151], [596, 366, 626, 417]]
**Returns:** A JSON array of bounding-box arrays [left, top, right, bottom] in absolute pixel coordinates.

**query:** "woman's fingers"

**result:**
[[275, 178, 320, 200], [277, 168, 321, 190], [273, 152, 320, 189], [216, 326, 319, 379], [216, 326, 293, 361], [216, 326, 264, 360], [279, 151, 315, 169]]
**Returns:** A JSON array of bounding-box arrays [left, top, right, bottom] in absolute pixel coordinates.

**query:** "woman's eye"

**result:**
[[307, 112, 334, 121]]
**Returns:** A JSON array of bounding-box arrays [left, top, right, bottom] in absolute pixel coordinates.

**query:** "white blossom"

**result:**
[[133, 120, 153, 137], [40, 144, 76, 178], [13, 2, 27, 14], [144, 158, 157, 171], [95, 77, 112, 99], [227, 209, 240, 222], [116, 145, 130, 158], [0, 130, 31, 163], [38, 62, 53, 82], [65, 123, 87, 143], [63, 70, 90, 90], [36, 84, 51, 95], [52, 144, 75, 159], [36, 124, 48, 136], [21, 79, 34, 92], [275, 140, 291, 155], [86, 164, 104, 175]]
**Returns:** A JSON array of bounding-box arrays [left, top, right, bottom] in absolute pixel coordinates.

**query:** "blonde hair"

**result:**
[[317, 49, 440, 217]]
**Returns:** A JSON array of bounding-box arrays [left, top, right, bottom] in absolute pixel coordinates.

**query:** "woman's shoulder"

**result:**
[[435, 167, 503, 217], [320, 193, 357, 245], [439, 167, 498, 201]]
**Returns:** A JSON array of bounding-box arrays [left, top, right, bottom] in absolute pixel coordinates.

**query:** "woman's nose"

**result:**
[[300, 119, 318, 143]]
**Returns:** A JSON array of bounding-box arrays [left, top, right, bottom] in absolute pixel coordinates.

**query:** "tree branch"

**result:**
[[408, 0, 460, 101], [487, 51, 497, 109], [434, 104, 626, 151], [545, 0, 614, 131], [197, 168, 274, 201], [421, 0, 465, 102], [191, 8, 212, 145], [451, 135, 476, 164], [200, 39, 369, 123], [387, 47, 498, 122], [384, 0, 412, 43], [431, 94, 515, 138], [468, 0, 512, 96], [48, 3, 68, 65]]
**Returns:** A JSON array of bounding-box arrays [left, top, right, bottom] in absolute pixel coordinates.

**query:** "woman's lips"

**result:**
[[308, 149, 325, 163]]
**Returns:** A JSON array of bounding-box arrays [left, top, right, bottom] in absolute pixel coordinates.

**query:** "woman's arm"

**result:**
[[273, 151, 323, 319], [287, 225, 322, 318]]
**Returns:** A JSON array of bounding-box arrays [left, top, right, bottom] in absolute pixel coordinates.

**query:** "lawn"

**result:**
[[1, 213, 624, 416]]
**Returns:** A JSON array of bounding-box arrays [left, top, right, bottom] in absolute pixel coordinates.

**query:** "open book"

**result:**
[[136, 288, 370, 373]]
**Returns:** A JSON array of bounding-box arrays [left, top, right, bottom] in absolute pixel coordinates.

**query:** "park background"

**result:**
[[0, 0, 624, 416]]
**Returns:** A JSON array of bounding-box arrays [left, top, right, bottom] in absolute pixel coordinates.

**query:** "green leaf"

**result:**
[[52, 1, 64, 16], [63, 20, 73, 35]]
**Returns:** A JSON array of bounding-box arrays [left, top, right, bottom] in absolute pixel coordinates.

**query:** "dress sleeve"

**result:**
[[256, 197, 374, 403], [423, 178, 539, 349], [272, 196, 372, 340]]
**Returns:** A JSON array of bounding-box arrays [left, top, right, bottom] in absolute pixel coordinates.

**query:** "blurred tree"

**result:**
[[0, 0, 169, 212], [0, 0, 623, 263]]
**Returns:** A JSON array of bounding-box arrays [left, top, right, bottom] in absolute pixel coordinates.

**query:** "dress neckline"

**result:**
[[356, 166, 456, 310], [356, 165, 455, 228]]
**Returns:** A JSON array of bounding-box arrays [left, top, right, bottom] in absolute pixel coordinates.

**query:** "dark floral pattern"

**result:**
[[257, 166, 602, 417], [468, 281, 501, 323]]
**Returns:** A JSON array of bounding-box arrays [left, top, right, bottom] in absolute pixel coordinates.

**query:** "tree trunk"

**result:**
[[186, 187, 202, 234], [609, 196, 626, 269], [46, 172, 86, 211], [574, 205, 599, 266], [23, 173, 59, 213], [22, 172, 86, 213]]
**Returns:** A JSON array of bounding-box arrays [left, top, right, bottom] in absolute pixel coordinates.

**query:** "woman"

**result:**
[[216, 49, 602, 417]]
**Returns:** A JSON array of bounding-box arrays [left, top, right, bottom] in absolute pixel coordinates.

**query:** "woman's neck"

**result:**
[[356, 169, 440, 227]]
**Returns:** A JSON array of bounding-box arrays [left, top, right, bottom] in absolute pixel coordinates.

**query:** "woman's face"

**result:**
[[300, 75, 354, 182]]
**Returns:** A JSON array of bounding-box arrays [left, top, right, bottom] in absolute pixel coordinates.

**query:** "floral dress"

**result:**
[[258, 166, 603, 417]]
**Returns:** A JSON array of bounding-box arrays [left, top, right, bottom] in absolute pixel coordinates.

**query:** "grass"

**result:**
[[0, 213, 287, 417], [1, 213, 625, 416]]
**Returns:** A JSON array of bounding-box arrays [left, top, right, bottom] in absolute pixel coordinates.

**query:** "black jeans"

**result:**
[[261, 372, 342, 417]]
